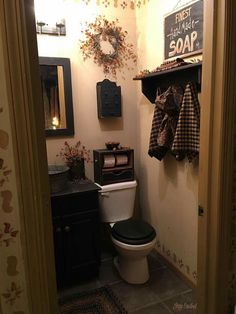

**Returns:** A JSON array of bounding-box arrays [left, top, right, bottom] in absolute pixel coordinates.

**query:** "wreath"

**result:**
[[80, 16, 137, 77]]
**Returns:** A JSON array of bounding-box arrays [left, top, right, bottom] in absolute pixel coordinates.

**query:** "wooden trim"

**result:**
[[216, 0, 236, 311], [197, 0, 216, 309], [153, 250, 196, 290], [198, 0, 236, 313], [0, 0, 58, 313]]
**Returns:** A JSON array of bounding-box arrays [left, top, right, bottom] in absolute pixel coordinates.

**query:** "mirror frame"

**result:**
[[39, 56, 75, 137]]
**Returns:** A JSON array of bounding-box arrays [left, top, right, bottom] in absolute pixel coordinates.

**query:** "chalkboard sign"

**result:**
[[164, 0, 203, 60]]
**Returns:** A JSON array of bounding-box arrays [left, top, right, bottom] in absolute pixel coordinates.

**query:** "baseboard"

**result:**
[[151, 249, 197, 290]]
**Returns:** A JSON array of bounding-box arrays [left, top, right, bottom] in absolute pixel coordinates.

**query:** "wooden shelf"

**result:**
[[133, 62, 202, 103]]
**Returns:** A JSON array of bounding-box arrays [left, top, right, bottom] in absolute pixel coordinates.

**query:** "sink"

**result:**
[[48, 165, 69, 193]]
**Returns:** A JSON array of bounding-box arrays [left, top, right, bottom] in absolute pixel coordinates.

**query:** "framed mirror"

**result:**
[[39, 57, 74, 137]]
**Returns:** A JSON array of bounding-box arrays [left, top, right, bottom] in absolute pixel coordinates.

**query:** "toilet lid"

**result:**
[[111, 219, 156, 245]]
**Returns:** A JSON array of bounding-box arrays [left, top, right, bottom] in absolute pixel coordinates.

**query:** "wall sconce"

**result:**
[[56, 20, 66, 36], [36, 21, 47, 34], [36, 19, 66, 36]]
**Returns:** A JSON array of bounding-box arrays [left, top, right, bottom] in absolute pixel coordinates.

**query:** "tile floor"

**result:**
[[59, 250, 197, 313]]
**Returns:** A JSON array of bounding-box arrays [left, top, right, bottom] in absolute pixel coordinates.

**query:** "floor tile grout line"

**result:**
[[162, 301, 174, 314], [158, 288, 193, 303], [129, 300, 176, 314], [180, 288, 197, 296], [149, 265, 167, 272], [99, 279, 123, 286], [128, 299, 166, 313]]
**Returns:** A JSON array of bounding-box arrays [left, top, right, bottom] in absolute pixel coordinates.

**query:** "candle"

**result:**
[[52, 116, 59, 128]]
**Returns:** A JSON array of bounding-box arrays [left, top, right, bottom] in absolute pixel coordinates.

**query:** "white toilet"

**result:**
[[96, 180, 156, 284]]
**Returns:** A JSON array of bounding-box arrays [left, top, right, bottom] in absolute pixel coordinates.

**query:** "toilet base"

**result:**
[[113, 255, 149, 284]]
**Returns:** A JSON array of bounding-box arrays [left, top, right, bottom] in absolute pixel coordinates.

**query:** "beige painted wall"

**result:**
[[135, 0, 199, 283], [36, 1, 139, 180]]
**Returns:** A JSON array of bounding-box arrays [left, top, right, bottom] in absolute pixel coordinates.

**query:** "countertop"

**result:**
[[50, 179, 100, 198]]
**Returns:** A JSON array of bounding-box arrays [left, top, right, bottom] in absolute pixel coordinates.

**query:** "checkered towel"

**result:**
[[148, 104, 166, 160], [148, 86, 183, 160], [171, 83, 200, 162]]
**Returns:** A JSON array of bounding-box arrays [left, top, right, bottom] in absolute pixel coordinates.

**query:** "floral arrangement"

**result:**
[[80, 16, 137, 77], [57, 141, 91, 167]]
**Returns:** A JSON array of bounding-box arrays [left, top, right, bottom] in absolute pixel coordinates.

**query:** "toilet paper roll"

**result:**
[[115, 154, 128, 166], [103, 154, 116, 168]]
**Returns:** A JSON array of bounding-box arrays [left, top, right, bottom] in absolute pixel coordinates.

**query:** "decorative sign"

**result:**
[[164, 0, 203, 60]]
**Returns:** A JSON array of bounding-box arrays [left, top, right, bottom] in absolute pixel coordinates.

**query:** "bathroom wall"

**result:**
[[135, 0, 200, 284], [36, 0, 140, 180]]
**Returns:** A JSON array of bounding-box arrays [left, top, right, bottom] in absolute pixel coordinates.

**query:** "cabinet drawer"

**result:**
[[101, 169, 134, 185]]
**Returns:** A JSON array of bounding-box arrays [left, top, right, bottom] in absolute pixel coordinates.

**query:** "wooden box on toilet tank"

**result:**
[[93, 148, 134, 185]]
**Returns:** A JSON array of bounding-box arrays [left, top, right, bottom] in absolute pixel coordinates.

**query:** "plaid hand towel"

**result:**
[[171, 82, 200, 162], [148, 104, 166, 160], [148, 86, 183, 160]]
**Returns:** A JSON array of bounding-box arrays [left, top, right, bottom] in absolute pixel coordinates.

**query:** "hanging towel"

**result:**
[[171, 82, 200, 162], [148, 85, 183, 160], [148, 103, 166, 160]]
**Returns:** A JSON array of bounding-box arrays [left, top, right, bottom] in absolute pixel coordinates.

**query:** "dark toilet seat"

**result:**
[[111, 218, 156, 245]]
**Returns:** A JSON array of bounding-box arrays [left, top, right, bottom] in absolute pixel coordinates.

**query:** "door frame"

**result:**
[[197, 0, 236, 313], [0, 0, 235, 313], [0, 0, 58, 313]]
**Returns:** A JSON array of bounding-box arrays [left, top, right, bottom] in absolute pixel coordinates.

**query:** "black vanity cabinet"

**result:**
[[51, 182, 101, 288]]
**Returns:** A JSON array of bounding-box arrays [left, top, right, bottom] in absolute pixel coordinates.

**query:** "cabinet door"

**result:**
[[63, 210, 100, 284], [52, 217, 64, 287]]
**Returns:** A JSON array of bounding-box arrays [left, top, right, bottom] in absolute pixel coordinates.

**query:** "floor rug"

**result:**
[[59, 286, 128, 314]]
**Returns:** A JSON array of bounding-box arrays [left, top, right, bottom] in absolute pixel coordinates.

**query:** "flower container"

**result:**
[[48, 165, 69, 193], [68, 159, 85, 181]]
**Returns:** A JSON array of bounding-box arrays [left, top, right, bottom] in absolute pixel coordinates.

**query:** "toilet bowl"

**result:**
[[96, 180, 157, 284]]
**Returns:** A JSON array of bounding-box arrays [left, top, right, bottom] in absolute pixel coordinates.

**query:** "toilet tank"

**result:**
[[96, 180, 137, 223]]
